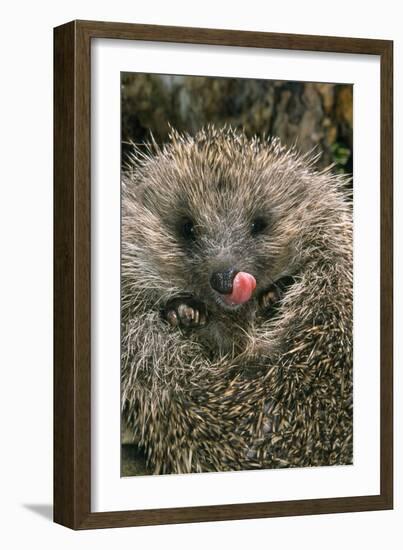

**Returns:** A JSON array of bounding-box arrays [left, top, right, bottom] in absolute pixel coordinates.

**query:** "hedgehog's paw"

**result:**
[[164, 298, 207, 329], [259, 276, 295, 316], [259, 286, 282, 311]]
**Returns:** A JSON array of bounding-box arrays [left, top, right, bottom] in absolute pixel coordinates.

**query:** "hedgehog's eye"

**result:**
[[251, 217, 268, 236], [181, 219, 196, 241]]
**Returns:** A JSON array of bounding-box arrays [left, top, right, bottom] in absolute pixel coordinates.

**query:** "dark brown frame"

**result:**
[[54, 20, 393, 530]]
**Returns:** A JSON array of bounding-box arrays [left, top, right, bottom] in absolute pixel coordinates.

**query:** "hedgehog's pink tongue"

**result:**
[[223, 272, 256, 306]]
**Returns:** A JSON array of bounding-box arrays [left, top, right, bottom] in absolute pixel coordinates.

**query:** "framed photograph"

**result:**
[[54, 20, 393, 529]]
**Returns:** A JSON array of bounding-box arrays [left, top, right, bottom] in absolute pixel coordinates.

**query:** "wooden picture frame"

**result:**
[[54, 19, 393, 529]]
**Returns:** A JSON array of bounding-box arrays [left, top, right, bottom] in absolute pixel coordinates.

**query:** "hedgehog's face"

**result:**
[[170, 206, 274, 312], [132, 163, 303, 314]]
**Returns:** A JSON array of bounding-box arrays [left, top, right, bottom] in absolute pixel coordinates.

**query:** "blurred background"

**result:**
[[121, 73, 353, 175]]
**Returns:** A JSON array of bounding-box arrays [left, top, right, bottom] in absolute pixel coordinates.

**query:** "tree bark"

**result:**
[[122, 74, 353, 174]]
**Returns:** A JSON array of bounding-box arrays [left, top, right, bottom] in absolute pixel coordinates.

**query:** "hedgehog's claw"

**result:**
[[259, 287, 282, 311], [166, 309, 179, 327], [259, 276, 295, 316], [164, 298, 207, 329]]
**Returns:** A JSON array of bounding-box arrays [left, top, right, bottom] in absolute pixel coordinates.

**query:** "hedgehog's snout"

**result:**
[[210, 267, 238, 295], [210, 268, 257, 306]]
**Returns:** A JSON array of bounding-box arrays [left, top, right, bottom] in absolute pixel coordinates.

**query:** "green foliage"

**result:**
[[331, 142, 352, 174]]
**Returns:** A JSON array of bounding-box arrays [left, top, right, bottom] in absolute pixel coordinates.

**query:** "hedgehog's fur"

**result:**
[[121, 126, 353, 475]]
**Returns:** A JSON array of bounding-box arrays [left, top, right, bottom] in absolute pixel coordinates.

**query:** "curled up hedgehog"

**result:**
[[121, 126, 353, 475]]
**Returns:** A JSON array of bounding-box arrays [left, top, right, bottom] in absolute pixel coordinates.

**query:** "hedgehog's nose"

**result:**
[[210, 268, 238, 294]]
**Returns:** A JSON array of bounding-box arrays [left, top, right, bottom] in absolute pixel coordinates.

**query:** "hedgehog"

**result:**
[[121, 126, 353, 475]]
